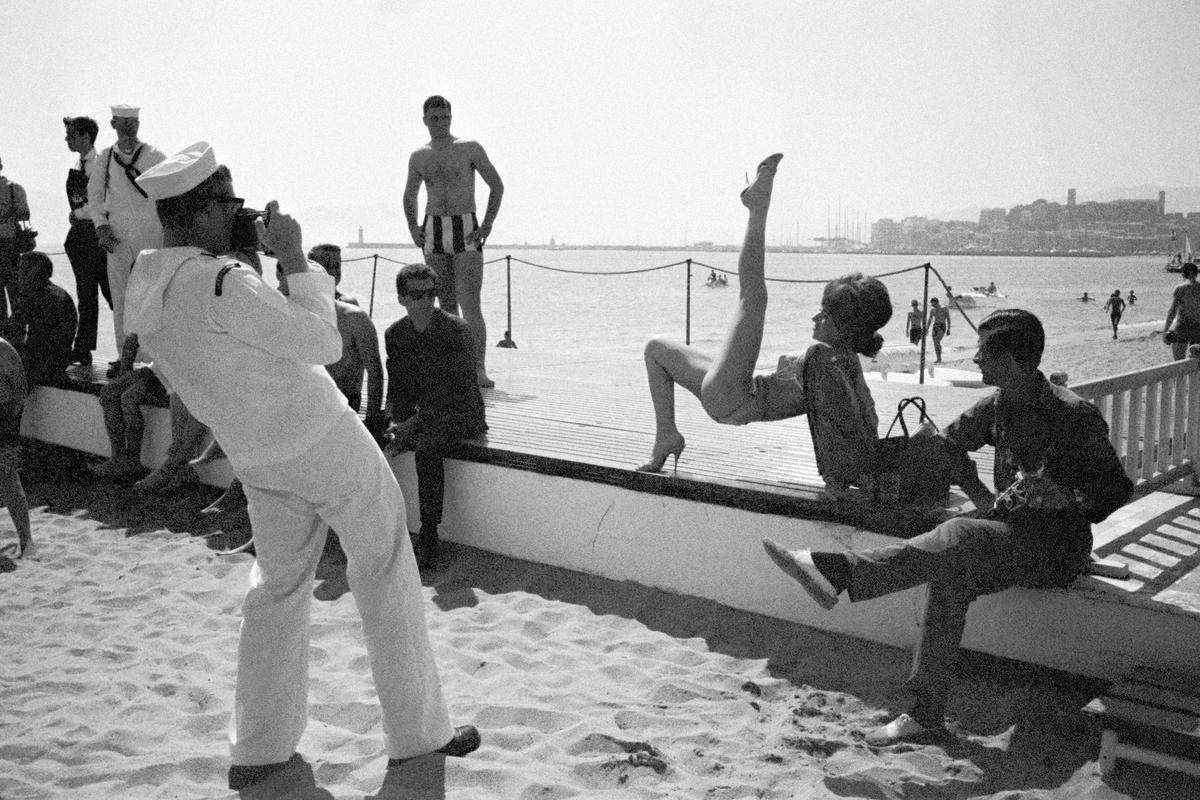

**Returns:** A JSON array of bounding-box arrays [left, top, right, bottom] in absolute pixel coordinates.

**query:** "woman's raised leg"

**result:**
[[700, 154, 782, 420]]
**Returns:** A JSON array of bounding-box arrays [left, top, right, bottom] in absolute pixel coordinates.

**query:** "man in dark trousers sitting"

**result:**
[[385, 263, 487, 569], [765, 309, 1133, 746], [8, 251, 77, 386]]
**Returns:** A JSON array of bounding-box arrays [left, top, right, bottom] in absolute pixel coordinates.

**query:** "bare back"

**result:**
[[1172, 281, 1200, 328]]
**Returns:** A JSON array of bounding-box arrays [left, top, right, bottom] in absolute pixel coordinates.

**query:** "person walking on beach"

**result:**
[[403, 95, 504, 388], [1103, 289, 1125, 339], [907, 299, 924, 345], [928, 297, 950, 363], [764, 309, 1133, 745], [86, 105, 166, 356], [384, 263, 487, 569], [0, 155, 31, 320], [1163, 262, 1200, 360], [125, 143, 479, 790], [63, 116, 113, 367]]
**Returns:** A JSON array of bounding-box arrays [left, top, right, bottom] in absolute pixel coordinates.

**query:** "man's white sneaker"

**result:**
[[762, 540, 840, 609], [864, 713, 940, 746]]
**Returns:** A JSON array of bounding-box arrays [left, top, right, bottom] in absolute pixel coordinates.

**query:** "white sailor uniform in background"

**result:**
[[87, 138, 165, 348], [124, 246, 454, 765]]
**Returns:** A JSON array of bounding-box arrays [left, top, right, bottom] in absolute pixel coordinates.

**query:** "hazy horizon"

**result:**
[[7, 1, 1200, 248]]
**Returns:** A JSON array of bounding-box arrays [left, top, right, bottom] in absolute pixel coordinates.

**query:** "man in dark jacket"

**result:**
[[385, 262, 487, 569], [765, 309, 1133, 745], [10, 251, 77, 386]]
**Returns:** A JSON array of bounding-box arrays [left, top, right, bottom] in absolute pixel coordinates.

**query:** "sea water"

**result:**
[[44, 248, 1169, 372]]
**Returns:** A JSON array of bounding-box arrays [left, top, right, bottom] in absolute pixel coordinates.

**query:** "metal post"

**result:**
[[685, 258, 693, 345], [368, 254, 379, 318], [919, 262, 930, 384], [506, 255, 515, 346]]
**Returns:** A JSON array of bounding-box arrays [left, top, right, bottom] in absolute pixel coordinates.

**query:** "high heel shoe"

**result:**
[[636, 435, 686, 473], [740, 153, 783, 209]]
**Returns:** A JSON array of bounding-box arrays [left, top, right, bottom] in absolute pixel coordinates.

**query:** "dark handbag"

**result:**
[[874, 397, 953, 504], [8, 186, 35, 253]]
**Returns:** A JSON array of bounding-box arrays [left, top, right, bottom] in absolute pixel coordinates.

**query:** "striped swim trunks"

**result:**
[[422, 213, 482, 256]]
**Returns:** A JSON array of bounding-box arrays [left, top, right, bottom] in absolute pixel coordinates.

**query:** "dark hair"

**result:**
[[423, 95, 451, 114], [154, 165, 233, 228], [308, 243, 341, 260], [18, 250, 53, 279], [63, 116, 99, 143], [822, 272, 892, 357], [978, 308, 1044, 368], [1184, 262, 1198, 279], [396, 263, 438, 296]]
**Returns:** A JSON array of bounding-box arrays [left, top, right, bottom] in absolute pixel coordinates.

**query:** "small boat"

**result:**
[[951, 290, 1004, 308], [705, 273, 728, 288], [971, 284, 1005, 298], [1166, 232, 1193, 273]]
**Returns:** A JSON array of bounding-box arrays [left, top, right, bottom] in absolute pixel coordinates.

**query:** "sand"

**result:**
[[3, 336, 1200, 798]]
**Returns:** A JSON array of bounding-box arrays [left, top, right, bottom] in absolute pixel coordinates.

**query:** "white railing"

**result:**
[[1072, 357, 1200, 495]]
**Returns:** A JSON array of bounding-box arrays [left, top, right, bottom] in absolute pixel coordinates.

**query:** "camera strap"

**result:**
[[112, 144, 149, 199]]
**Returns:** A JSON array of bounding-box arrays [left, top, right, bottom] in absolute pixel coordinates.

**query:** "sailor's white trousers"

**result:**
[[229, 410, 453, 765]]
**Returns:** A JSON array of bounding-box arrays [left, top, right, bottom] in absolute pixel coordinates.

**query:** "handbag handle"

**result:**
[[883, 396, 938, 438]]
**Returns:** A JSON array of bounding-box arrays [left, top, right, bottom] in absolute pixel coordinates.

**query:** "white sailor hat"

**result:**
[[110, 105, 140, 118], [136, 142, 218, 201]]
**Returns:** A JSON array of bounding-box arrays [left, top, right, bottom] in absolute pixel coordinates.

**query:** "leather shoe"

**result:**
[[387, 725, 481, 767], [227, 753, 301, 790]]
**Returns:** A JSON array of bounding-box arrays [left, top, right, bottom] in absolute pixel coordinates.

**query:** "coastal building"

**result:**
[[873, 189, 1195, 255]]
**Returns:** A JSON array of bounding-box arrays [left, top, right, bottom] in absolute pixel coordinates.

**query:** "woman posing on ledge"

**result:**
[[637, 154, 893, 498]]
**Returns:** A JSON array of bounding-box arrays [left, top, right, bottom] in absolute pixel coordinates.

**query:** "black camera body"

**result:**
[[230, 207, 263, 251]]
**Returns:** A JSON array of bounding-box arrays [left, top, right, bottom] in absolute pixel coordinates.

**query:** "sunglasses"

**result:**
[[404, 287, 437, 300], [212, 196, 246, 213]]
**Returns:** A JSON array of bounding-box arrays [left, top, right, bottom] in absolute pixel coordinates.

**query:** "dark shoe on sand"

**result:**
[[387, 725, 481, 767], [227, 753, 302, 790]]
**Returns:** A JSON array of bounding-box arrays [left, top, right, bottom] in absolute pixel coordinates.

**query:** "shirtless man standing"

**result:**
[[403, 95, 504, 388], [1164, 262, 1200, 359]]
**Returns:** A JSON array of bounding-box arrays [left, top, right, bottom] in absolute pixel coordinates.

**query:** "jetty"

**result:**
[[24, 349, 1200, 684]]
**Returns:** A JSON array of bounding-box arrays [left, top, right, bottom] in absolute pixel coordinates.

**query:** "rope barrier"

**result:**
[[42, 243, 982, 362]]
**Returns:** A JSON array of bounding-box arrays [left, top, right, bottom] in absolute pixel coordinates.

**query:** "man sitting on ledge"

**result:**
[[9, 251, 77, 387], [765, 309, 1133, 745], [385, 263, 487, 570]]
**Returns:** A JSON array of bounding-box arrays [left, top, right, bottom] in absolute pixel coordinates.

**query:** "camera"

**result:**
[[230, 207, 263, 251]]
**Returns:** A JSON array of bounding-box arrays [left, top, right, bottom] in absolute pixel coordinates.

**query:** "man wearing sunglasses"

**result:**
[[384, 262, 487, 569], [124, 143, 479, 790]]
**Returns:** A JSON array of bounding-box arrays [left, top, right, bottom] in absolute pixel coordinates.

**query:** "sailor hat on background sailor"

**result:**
[[136, 142, 218, 200], [110, 104, 140, 118]]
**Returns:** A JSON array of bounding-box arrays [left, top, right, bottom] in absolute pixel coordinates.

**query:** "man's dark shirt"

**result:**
[[941, 372, 1133, 578], [20, 282, 77, 383], [384, 308, 486, 439]]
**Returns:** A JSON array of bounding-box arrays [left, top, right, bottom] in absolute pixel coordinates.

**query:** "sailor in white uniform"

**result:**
[[125, 142, 479, 790], [86, 104, 166, 350]]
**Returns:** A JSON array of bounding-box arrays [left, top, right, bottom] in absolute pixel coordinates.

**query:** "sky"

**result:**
[[5, 0, 1200, 248]]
